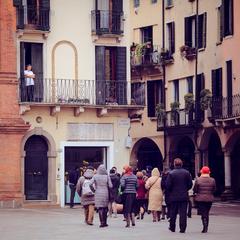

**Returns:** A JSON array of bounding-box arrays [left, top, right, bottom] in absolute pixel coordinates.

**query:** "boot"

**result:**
[[103, 208, 108, 227], [99, 208, 105, 228], [125, 214, 130, 228], [201, 216, 208, 233], [157, 211, 161, 222], [130, 213, 135, 226]]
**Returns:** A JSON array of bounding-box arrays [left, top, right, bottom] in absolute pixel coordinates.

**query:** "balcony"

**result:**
[[18, 78, 144, 112], [131, 44, 162, 68], [157, 109, 197, 133], [160, 50, 174, 65], [211, 95, 240, 125], [91, 10, 124, 35], [16, 6, 50, 31]]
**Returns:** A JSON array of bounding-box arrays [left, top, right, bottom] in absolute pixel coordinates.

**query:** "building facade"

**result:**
[[130, 0, 240, 199], [5, 0, 144, 207]]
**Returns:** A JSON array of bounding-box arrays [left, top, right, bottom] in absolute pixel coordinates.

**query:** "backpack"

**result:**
[[82, 179, 95, 197]]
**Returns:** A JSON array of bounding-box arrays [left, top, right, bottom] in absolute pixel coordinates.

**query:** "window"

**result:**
[[221, 0, 234, 38], [147, 80, 163, 117], [134, 0, 140, 8], [212, 68, 222, 98], [166, 0, 173, 8], [152, 0, 157, 3], [166, 22, 175, 54], [187, 76, 193, 93], [185, 13, 207, 49], [141, 26, 153, 44], [173, 80, 179, 102]]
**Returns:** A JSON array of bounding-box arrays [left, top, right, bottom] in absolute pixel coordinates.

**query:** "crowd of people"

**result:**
[[68, 158, 216, 234]]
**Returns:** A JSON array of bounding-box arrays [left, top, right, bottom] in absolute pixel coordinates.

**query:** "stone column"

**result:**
[[221, 150, 234, 201], [194, 150, 201, 178]]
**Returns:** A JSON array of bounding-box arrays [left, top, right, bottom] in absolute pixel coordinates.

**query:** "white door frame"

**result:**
[[60, 141, 114, 207]]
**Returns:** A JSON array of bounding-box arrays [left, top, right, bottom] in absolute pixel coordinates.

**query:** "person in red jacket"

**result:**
[[135, 171, 147, 220]]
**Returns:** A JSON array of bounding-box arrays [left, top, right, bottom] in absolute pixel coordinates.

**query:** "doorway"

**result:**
[[64, 147, 107, 204], [24, 135, 48, 200]]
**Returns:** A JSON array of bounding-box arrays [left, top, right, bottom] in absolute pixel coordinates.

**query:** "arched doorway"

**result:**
[[231, 138, 240, 198], [173, 137, 195, 178], [134, 138, 163, 171], [208, 132, 224, 196], [24, 135, 48, 200]]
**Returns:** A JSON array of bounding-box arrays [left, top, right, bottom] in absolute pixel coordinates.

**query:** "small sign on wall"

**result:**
[[67, 123, 114, 141], [117, 118, 130, 128]]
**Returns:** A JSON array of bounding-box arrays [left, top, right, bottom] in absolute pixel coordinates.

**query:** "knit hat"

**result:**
[[123, 165, 132, 174], [200, 166, 210, 174]]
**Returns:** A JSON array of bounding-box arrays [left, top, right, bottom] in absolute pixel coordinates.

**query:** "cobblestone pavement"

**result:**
[[0, 202, 240, 240]]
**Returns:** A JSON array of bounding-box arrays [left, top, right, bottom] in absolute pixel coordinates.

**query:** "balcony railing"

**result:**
[[91, 10, 124, 35], [18, 78, 144, 107], [131, 45, 162, 67], [16, 6, 50, 31], [157, 109, 195, 129], [211, 94, 240, 119]]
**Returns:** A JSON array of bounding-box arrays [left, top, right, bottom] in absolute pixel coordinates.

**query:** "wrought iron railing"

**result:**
[[131, 45, 162, 67], [18, 78, 145, 106], [212, 94, 240, 119], [16, 6, 50, 31], [157, 109, 195, 129], [91, 10, 124, 35]]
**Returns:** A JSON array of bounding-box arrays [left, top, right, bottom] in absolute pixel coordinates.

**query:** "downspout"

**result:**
[[162, 0, 167, 166], [194, 0, 200, 174]]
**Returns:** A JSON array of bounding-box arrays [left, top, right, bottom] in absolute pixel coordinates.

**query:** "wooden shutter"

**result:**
[[171, 22, 175, 54], [220, 3, 224, 39], [203, 12, 207, 48], [212, 70, 217, 97], [31, 43, 43, 102], [38, 0, 50, 31], [95, 46, 106, 105], [147, 81, 155, 117], [20, 42, 25, 101], [185, 17, 192, 47], [226, 60, 233, 115], [116, 47, 127, 105], [112, 0, 123, 34], [16, 0, 24, 29], [229, 0, 234, 35]]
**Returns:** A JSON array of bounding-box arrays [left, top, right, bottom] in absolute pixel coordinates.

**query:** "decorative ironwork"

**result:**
[[91, 10, 124, 35], [18, 78, 145, 106], [211, 94, 240, 119]]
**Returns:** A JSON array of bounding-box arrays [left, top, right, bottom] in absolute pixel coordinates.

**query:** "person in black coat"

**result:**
[[109, 168, 120, 217], [161, 168, 170, 219], [166, 158, 192, 233], [68, 166, 80, 208]]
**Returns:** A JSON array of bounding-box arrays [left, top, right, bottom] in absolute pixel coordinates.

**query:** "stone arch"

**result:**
[[224, 130, 240, 152], [52, 40, 78, 80], [21, 127, 57, 203], [130, 137, 163, 171]]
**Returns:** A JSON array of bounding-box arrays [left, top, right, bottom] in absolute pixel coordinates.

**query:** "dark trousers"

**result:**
[[169, 201, 188, 232], [26, 85, 34, 102], [187, 198, 192, 217], [69, 184, 76, 207]]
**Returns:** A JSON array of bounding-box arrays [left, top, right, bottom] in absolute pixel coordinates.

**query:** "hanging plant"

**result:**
[[200, 89, 212, 110], [135, 43, 146, 57], [170, 101, 180, 120], [184, 93, 194, 112], [155, 103, 166, 122]]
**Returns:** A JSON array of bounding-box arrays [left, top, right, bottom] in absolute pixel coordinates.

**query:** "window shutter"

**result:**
[[219, 68, 223, 98], [211, 70, 217, 97], [112, 0, 123, 34], [38, 0, 50, 31], [171, 22, 175, 54], [147, 81, 155, 117], [198, 14, 203, 48], [203, 12, 207, 48], [185, 17, 191, 46], [229, 0, 234, 35], [95, 46, 106, 105], [116, 47, 127, 105], [13, 0, 22, 6], [220, 3, 224, 39]]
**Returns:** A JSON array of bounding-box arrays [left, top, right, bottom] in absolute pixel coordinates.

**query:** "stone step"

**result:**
[[23, 201, 60, 209]]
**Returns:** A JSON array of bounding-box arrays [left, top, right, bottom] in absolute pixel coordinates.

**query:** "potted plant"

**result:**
[[180, 45, 196, 60], [155, 103, 166, 127], [184, 93, 194, 112], [200, 89, 212, 110], [170, 101, 180, 125]]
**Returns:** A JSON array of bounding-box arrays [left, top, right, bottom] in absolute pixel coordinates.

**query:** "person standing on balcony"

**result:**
[[24, 64, 35, 102]]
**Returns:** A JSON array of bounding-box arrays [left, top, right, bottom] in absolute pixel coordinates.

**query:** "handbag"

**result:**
[[145, 177, 159, 198]]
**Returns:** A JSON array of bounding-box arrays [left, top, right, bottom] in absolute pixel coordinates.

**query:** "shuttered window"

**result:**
[[212, 68, 222, 98], [147, 80, 163, 117], [187, 76, 193, 94], [167, 22, 175, 54], [173, 80, 179, 102], [223, 0, 234, 37]]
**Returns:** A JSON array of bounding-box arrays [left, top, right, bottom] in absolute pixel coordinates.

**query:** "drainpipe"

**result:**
[[162, 0, 167, 166], [194, 0, 199, 176]]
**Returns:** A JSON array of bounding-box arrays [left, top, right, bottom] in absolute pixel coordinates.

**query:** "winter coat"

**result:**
[[90, 165, 112, 208], [76, 169, 95, 206], [161, 171, 170, 205], [68, 169, 79, 185], [145, 168, 163, 211], [136, 178, 147, 199], [109, 173, 120, 202], [120, 173, 138, 194], [193, 174, 216, 202], [166, 166, 192, 203]]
